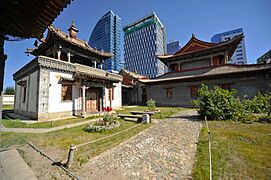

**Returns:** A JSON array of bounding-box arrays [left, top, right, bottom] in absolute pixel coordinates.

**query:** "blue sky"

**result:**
[[3, 0, 271, 88]]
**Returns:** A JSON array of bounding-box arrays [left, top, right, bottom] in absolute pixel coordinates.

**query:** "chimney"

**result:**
[[68, 21, 79, 39]]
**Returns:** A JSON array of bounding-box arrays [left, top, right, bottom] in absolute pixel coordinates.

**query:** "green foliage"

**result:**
[[103, 113, 118, 125], [238, 114, 258, 124], [4, 86, 15, 95], [146, 99, 156, 111], [243, 93, 270, 114], [193, 84, 271, 121], [193, 85, 243, 120]]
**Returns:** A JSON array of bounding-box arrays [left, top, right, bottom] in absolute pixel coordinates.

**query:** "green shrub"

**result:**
[[245, 93, 270, 113], [103, 114, 118, 125], [193, 85, 243, 120], [147, 99, 156, 111], [239, 114, 258, 124]]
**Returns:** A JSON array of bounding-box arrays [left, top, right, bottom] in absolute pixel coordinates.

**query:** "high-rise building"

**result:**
[[123, 12, 167, 78], [167, 41, 181, 54], [211, 28, 247, 64], [89, 11, 122, 72]]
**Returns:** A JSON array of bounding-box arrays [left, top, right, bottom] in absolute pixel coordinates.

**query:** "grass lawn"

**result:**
[[193, 121, 271, 179], [116, 106, 182, 119], [2, 105, 13, 110], [1, 115, 102, 129], [0, 119, 152, 166]]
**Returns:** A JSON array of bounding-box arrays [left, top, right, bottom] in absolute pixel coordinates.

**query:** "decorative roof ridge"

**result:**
[[141, 63, 271, 83], [119, 68, 148, 79], [47, 25, 112, 57], [158, 34, 244, 60]]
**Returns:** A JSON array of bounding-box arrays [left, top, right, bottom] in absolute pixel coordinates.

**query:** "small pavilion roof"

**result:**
[[119, 68, 149, 79], [28, 25, 112, 59], [158, 34, 243, 64]]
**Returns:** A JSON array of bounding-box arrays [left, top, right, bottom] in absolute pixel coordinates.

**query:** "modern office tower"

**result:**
[[211, 28, 247, 64], [89, 11, 122, 72], [123, 12, 167, 78], [167, 41, 181, 54]]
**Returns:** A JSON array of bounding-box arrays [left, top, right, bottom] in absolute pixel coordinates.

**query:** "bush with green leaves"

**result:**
[[243, 93, 270, 114], [103, 113, 118, 125], [193, 85, 243, 120], [147, 99, 156, 111]]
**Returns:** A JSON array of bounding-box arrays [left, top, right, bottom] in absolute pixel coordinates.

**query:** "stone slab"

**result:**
[[0, 149, 38, 180]]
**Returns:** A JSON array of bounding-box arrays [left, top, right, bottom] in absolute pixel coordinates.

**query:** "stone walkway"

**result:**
[[79, 109, 201, 179], [0, 149, 38, 180], [0, 118, 98, 133]]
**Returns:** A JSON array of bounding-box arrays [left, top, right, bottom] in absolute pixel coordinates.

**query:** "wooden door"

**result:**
[[86, 88, 99, 112]]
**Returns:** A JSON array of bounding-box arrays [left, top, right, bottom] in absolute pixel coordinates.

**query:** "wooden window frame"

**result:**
[[61, 84, 72, 101], [219, 83, 232, 91], [22, 86, 27, 103], [166, 87, 173, 98], [190, 86, 199, 98]]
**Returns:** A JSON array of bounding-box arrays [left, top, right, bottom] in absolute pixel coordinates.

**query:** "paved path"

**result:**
[[0, 118, 98, 133], [79, 109, 201, 179], [0, 149, 38, 180]]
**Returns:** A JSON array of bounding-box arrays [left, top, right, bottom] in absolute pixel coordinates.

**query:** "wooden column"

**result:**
[[67, 52, 71, 63], [225, 51, 229, 63], [57, 50, 61, 60], [81, 85, 86, 115], [0, 32, 7, 121]]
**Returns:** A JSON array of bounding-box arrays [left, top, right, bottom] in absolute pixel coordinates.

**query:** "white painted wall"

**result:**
[[3, 95, 14, 105], [104, 82, 122, 110], [48, 71, 74, 113]]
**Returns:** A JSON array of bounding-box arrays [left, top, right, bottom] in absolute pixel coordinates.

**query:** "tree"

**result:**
[[4, 86, 15, 95]]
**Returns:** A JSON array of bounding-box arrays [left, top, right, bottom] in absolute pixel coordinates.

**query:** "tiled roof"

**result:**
[[48, 25, 112, 57], [158, 34, 243, 60], [141, 64, 271, 83], [119, 68, 148, 79]]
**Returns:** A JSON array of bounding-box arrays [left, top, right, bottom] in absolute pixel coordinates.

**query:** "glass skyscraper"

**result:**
[[89, 11, 122, 72], [211, 28, 247, 64], [123, 12, 167, 78], [167, 41, 181, 54]]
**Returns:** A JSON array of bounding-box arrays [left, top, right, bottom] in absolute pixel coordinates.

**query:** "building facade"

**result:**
[[88, 11, 122, 72], [211, 28, 247, 64], [257, 50, 271, 64], [123, 12, 167, 78], [119, 69, 148, 105], [167, 41, 181, 54], [14, 23, 122, 121], [141, 34, 271, 107]]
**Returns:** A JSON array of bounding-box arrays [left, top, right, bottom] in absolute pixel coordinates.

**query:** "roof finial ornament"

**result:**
[[68, 20, 79, 39], [192, 33, 196, 38]]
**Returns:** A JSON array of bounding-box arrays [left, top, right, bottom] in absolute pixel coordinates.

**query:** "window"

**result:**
[[219, 83, 232, 91], [61, 84, 72, 101], [166, 88, 173, 98], [190, 86, 199, 97], [22, 86, 27, 103]]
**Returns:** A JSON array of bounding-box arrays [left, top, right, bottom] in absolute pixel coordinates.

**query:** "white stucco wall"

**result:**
[[28, 71, 38, 112], [14, 71, 38, 113], [104, 82, 122, 110], [48, 71, 75, 113], [3, 95, 14, 105]]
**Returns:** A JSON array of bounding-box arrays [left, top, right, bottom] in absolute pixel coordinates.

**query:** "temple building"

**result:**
[[119, 69, 148, 105], [13, 23, 123, 120], [141, 34, 271, 107]]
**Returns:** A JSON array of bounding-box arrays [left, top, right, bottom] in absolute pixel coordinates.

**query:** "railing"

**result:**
[[205, 116, 212, 180]]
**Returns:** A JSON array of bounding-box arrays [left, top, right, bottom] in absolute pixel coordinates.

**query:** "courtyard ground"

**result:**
[[78, 109, 201, 179]]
